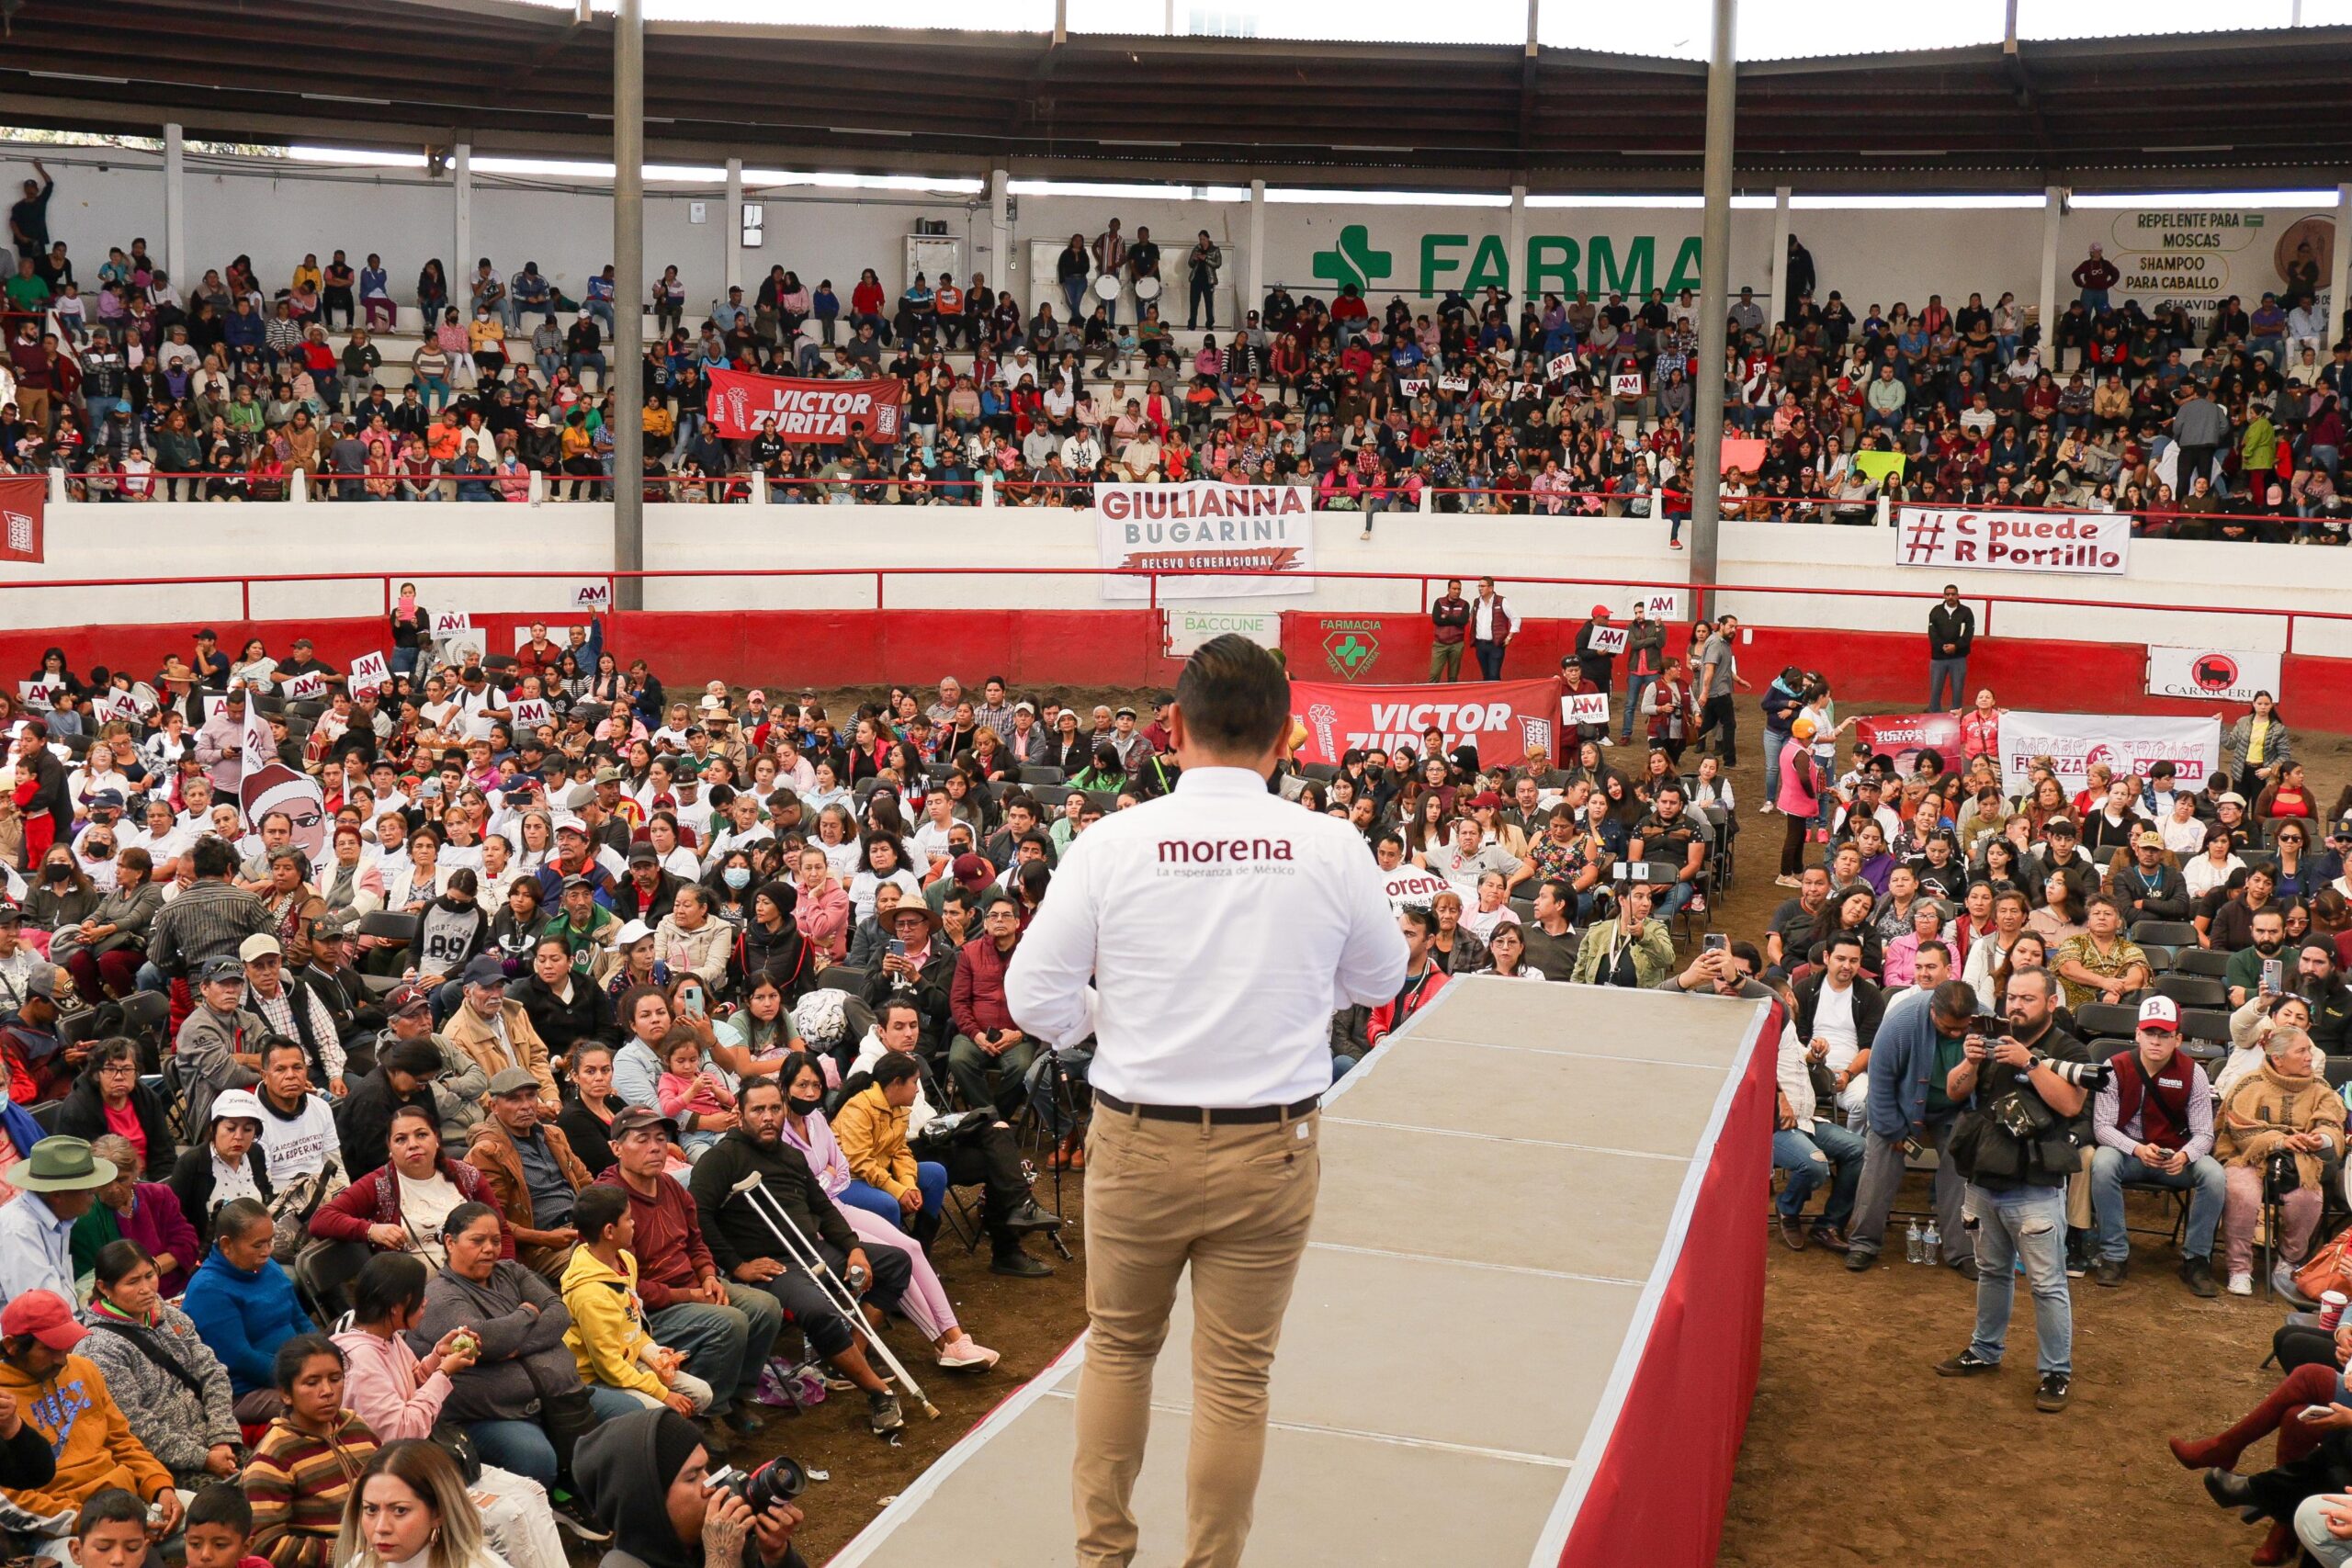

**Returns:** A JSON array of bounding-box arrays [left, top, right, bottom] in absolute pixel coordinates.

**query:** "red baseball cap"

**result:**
[[952, 852, 995, 892], [2137, 995, 2180, 1033], [1, 1290, 85, 1350]]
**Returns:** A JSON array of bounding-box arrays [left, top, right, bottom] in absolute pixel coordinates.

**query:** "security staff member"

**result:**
[[1006, 635, 1408, 1568]]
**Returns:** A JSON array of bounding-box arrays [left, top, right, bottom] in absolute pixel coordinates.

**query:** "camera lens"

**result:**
[[745, 1457, 807, 1509]]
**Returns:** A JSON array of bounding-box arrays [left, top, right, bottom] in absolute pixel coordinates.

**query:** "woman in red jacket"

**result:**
[[309, 1104, 513, 1262]]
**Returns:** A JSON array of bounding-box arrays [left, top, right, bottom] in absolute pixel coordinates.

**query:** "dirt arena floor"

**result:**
[[717, 682, 2352, 1564]]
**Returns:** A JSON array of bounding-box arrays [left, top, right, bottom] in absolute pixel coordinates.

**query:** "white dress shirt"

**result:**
[[1005, 765, 1408, 1107]]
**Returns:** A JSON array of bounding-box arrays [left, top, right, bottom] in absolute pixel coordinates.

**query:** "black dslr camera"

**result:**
[[710, 1456, 809, 1511]]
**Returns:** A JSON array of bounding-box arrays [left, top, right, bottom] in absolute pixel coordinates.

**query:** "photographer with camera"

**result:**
[[1936, 966, 2099, 1413], [573, 1406, 806, 1568]]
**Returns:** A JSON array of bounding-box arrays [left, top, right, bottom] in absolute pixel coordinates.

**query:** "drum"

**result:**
[[1133, 276, 1163, 302], [1093, 274, 1124, 301]]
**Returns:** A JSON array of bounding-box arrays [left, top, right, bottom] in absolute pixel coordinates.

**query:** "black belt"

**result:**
[[1095, 1090, 1318, 1124]]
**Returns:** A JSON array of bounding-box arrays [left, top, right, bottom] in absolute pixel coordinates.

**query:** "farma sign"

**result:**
[[1310, 224, 1706, 299]]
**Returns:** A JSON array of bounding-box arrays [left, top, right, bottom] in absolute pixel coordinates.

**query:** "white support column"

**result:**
[[2331, 183, 2352, 344], [162, 123, 185, 285], [453, 143, 473, 298], [989, 167, 1010, 293], [1507, 184, 1527, 304], [1767, 186, 1791, 326], [2039, 184, 2064, 368], [1246, 178, 1266, 330], [724, 157, 743, 294]]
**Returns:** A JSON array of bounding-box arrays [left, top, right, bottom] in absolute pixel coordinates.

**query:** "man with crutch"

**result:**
[[687, 1077, 922, 1436], [1008, 635, 1409, 1568]]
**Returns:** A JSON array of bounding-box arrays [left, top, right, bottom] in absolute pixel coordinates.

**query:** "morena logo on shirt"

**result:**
[[1155, 838, 1296, 865]]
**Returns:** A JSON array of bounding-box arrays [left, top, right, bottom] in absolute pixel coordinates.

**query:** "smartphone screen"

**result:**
[[887, 938, 908, 957], [2264, 958, 2284, 993], [1702, 932, 1728, 954]]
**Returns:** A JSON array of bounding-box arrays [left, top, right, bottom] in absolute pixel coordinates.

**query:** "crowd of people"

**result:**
[[0, 164, 2344, 534]]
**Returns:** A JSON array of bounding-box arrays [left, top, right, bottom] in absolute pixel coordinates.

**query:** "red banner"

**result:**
[[705, 368, 904, 444], [1289, 679, 1558, 765], [1853, 710, 1964, 773], [0, 477, 42, 563]]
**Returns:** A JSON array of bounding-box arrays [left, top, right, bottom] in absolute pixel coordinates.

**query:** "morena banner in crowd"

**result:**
[[705, 367, 905, 443], [0, 476, 43, 564], [1894, 505, 2132, 576], [1852, 711, 1966, 774], [1288, 679, 1557, 765], [1996, 709, 2222, 793], [1095, 481, 1317, 602]]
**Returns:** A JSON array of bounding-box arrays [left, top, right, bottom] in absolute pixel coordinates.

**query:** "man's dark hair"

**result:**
[[74, 1488, 149, 1540], [383, 1037, 443, 1079], [259, 1034, 308, 1069], [1930, 978, 1980, 1023], [1172, 635, 1289, 759], [1398, 906, 1435, 937], [1824, 931, 1863, 956], [1730, 940, 1765, 971], [215, 1196, 271, 1246], [190, 836, 237, 880], [873, 1052, 920, 1087], [877, 996, 921, 1029], [1915, 940, 1952, 964], [186, 1482, 253, 1537], [573, 1182, 629, 1244], [351, 1251, 429, 1325], [1373, 829, 1404, 855], [739, 1076, 785, 1108]]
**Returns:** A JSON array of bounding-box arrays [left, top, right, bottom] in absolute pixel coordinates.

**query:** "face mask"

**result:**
[[786, 1094, 824, 1117], [723, 866, 751, 889]]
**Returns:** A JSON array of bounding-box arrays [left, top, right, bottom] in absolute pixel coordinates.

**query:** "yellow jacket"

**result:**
[[560, 1245, 666, 1400], [833, 1082, 918, 1201], [0, 1350, 172, 1521]]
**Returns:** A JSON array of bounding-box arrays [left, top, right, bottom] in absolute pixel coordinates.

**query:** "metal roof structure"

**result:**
[[7, 0, 2350, 191]]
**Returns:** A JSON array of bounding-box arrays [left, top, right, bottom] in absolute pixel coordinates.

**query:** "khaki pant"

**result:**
[[1074, 1102, 1321, 1568], [1430, 641, 1464, 682]]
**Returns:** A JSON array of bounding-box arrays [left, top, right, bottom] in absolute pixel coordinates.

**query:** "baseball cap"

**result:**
[[2137, 995, 2180, 1033], [460, 953, 510, 987], [560, 874, 595, 893], [552, 815, 589, 838], [628, 842, 659, 865], [487, 1065, 541, 1097], [1590, 604, 1610, 617], [614, 919, 653, 947], [88, 789, 125, 810], [0, 1291, 85, 1350], [197, 955, 245, 986], [2134, 828, 2165, 848], [21, 965, 64, 1003], [607, 1105, 677, 1141], [240, 933, 283, 964], [951, 852, 995, 891], [386, 982, 433, 1016]]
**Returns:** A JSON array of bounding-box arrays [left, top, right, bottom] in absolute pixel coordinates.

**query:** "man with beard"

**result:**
[[2226, 906, 2293, 1009], [2290, 940, 2352, 1054]]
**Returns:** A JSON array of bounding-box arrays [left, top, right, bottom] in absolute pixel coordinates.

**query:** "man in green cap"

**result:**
[[0, 1134, 116, 1302]]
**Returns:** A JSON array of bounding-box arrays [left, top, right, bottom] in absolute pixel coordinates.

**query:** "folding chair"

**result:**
[[2072, 1002, 2142, 1043], [1018, 766, 1067, 787], [2177, 948, 2233, 980], [2130, 919, 2199, 949], [2156, 973, 2228, 1010]]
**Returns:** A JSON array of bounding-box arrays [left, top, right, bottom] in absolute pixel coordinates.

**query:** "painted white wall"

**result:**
[[7, 142, 2328, 335], [7, 500, 2345, 661]]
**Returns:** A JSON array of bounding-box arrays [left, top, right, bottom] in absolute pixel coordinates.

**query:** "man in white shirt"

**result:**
[[1006, 635, 1406, 1568], [1795, 933, 1884, 1124], [251, 1034, 343, 1185]]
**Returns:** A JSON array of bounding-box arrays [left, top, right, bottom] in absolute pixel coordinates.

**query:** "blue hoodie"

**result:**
[[1759, 673, 1804, 733], [180, 1247, 311, 1395]]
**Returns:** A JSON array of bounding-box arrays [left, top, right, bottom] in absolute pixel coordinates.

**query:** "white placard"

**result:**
[[1167, 608, 1283, 656], [1610, 372, 1645, 398], [1634, 590, 1688, 621], [16, 681, 59, 711], [1586, 626, 1628, 656], [1996, 710, 2222, 793], [566, 581, 613, 610], [348, 650, 390, 692], [201, 693, 227, 720], [1437, 374, 1470, 394], [284, 671, 327, 702], [1396, 378, 1430, 399], [432, 610, 475, 635], [1510, 381, 1544, 400], [95, 690, 139, 724], [509, 698, 552, 730], [1544, 352, 1575, 381], [2146, 645, 2283, 705], [1561, 691, 1611, 727], [1894, 506, 2131, 576]]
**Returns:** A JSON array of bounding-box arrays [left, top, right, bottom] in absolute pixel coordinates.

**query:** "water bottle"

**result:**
[[1905, 1218, 1924, 1264], [1922, 1221, 1941, 1268]]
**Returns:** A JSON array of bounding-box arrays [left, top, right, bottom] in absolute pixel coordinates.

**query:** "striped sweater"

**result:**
[[243, 1412, 379, 1568]]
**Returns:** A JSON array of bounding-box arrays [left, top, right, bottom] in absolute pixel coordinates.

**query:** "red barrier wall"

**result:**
[[7, 609, 2349, 732]]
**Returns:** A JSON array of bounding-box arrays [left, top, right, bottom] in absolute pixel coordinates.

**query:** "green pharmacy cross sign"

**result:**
[[1307, 224, 1706, 299]]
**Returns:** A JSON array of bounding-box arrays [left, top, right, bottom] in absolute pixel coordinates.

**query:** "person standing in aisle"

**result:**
[[1006, 636, 1408, 1568], [1928, 584, 1975, 711], [1468, 577, 1513, 682], [1429, 579, 1471, 683]]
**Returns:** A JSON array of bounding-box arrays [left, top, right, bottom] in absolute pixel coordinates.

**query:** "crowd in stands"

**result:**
[[0, 163, 2345, 534]]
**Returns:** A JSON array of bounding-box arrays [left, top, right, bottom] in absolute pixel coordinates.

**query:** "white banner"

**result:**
[[1585, 626, 1628, 656], [1544, 353, 1575, 382], [1437, 374, 1470, 394], [1094, 482, 1317, 603], [348, 650, 390, 693], [94, 689, 139, 724], [1561, 691, 1611, 727], [1397, 378, 1430, 399], [1611, 372, 1645, 398], [1167, 608, 1283, 655], [242, 705, 277, 770], [1895, 506, 2132, 576], [16, 680, 59, 711], [509, 698, 552, 730], [2146, 645, 2282, 705], [1381, 865, 1455, 912], [432, 610, 475, 636], [283, 671, 327, 702], [1996, 709, 2222, 794]]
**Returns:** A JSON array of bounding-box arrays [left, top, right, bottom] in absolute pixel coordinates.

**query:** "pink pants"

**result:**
[[842, 1201, 958, 1341], [2223, 1163, 2322, 1279]]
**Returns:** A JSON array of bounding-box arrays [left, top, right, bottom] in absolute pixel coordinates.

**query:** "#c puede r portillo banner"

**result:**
[[1894, 506, 2131, 576], [1095, 481, 1317, 601], [705, 367, 904, 443], [1289, 679, 1557, 765]]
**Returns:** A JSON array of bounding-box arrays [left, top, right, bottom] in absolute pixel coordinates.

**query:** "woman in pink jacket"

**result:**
[[793, 844, 851, 962], [1775, 716, 1823, 887]]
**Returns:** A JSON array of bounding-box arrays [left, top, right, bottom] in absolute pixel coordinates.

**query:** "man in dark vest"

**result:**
[[2086, 995, 2222, 1297]]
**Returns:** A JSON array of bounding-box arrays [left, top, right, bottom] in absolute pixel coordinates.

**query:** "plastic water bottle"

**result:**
[[1922, 1221, 1942, 1267], [1905, 1218, 1924, 1264]]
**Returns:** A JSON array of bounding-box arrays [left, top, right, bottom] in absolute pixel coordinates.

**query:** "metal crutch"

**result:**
[[727, 1171, 939, 1420]]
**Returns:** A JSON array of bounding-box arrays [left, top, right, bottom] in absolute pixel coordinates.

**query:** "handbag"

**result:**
[[2295, 1222, 2352, 1303], [428, 1423, 482, 1485]]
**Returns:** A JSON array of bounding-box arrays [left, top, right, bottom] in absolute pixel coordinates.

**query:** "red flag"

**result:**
[[0, 476, 43, 563]]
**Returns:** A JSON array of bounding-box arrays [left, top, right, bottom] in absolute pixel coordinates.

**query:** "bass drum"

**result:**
[[1093, 274, 1124, 301], [1133, 276, 1163, 302]]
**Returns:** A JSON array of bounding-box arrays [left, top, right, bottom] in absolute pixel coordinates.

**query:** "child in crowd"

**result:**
[[180, 1484, 267, 1568], [655, 1034, 735, 1159], [559, 1184, 714, 1415]]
